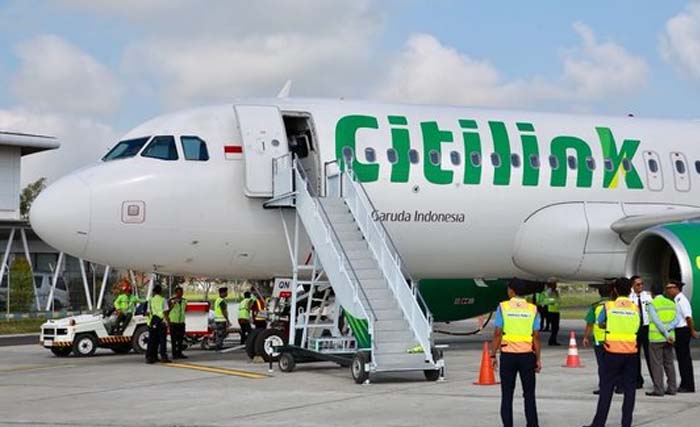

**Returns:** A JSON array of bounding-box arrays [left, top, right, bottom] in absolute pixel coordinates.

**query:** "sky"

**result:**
[[1, 0, 700, 186]]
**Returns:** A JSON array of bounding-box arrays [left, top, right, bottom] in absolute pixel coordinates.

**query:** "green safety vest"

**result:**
[[500, 298, 537, 353], [169, 298, 187, 324], [648, 296, 676, 343], [148, 294, 166, 326], [545, 291, 561, 313], [114, 294, 129, 312], [127, 295, 141, 313], [604, 298, 639, 354], [214, 297, 227, 322], [593, 302, 606, 345], [238, 297, 251, 321]]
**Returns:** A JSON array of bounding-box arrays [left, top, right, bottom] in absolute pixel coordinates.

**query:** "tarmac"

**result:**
[[0, 319, 699, 427]]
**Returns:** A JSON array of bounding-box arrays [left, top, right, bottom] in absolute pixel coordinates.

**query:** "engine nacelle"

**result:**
[[625, 223, 699, 324]]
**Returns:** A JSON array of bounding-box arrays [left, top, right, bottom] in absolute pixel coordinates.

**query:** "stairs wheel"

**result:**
[[278, 352, 296, 372], [424, 369, 441, 381], [351, 351, 370, 384], [255, 328, 285, 363]]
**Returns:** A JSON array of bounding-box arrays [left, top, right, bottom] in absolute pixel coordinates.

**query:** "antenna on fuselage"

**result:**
[[277, 80, 292, 98]]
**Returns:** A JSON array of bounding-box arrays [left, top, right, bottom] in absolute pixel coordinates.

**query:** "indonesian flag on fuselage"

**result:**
[[224, 145, 242, 160]]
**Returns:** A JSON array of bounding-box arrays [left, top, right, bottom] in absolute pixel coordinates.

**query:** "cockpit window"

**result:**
[[141, 136, 178, 161], [102, 137, 151, 161], [180, 136, 209, 161]]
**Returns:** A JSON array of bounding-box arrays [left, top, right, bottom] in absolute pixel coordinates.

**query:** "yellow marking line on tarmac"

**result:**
[[0, 364, 74, 374], [163, 362, 269, 379]]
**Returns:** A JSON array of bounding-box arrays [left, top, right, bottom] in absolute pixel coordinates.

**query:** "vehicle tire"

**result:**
[[255, 329, 285, 363], [111, 344, 131, 354], [351, 351, 370, 384], [245, 329, 262, 359], [72, 334, 97, 357], [51, 347, 72, 357], [278, 352, 296, 372], [132, 326, 149, 354], [424, 369, 441, 381]]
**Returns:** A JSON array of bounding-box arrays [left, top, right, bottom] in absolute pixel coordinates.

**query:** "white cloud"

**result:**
[[12, 35, 122, 115], [0, 109, 118, 187], [659, 2, 700, 80], [377, 23, 648, 108]]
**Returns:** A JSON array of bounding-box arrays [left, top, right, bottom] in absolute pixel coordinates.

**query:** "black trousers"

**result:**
[[540, 306, 549, 330], [594, 345, 604, 389], [146, 319, 167, 362], [675, 327, 695, 392], [171, 323, 186, 357], [636, 325, 651, 386], [590, 352, 637, 427], [547, 312, 560, 344], [500, 352, 539, 427], [239, 319, 252, 345]]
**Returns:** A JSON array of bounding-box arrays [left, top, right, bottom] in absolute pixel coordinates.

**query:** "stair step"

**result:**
[[374, 319, 407, 331], [345, 249, 370, 260], [375, 341, 419, 354], [342, 240, 369, 251], [373, 352, 431, 371], [375, 330, 413, 343], [344, 258, 376, 270], [373, 308, 403, 321], [327, 214, 355, 224], [369, 298, 398, 310], [334, 222, 360, 232], [337, 230, 363, 242], [361, 279, 387, 289], [354, 268, 382, 280], [364, 287, 393, 299]]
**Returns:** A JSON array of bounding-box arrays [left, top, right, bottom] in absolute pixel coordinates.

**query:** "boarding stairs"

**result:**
[[267, 154, 439, 375]]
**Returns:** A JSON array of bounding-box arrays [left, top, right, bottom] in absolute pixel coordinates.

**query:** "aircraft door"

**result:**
[[670, 151, 690, 192], [642, 151, 663, 192], [234, 105, 289, 197]]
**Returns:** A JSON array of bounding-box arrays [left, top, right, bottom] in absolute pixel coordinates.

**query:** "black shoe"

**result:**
[[636, 384, 644, 390], [549, 342, 562, 346], [614, 387, 623, 394], [161, 358, 172, 363], [146, 359, 156, 364], [677, 388, 695, 393], [665, 390, 677, 395], [592, 390, 600, 395], [178, 354, 188, 359], [645, 392, 664, 396]]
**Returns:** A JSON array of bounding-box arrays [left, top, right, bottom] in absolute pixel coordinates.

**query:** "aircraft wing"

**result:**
[[610, 209, 700, 236]]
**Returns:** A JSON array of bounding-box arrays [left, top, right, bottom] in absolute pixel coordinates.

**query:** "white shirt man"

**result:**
[[674, 291, 692, 328], [629, 288, 652, 326]]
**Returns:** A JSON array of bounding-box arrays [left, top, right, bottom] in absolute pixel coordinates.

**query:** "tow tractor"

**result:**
[[40, 301, 211, 357]]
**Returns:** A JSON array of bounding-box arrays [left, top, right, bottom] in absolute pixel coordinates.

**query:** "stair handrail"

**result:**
[[291, 159, 377, 341], [339, 168, 434, 361]]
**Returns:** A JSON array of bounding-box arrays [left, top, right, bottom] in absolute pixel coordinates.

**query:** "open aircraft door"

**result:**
[[234, 105, 289, 197]]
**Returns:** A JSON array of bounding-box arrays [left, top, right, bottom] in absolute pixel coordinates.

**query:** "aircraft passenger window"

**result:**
[[675, 160, 686, 174], [567, 156, 577, 170], [604, 158, 614, 172], [470, 152, 481, 167], [429, 150, 440, 166], [649, 159, 659, 173], [365, 148, 376, 163], [409, 149, 420, 164], [490, 153, 501, 167], [450, 151, 461, 166], [695, 161, 700, 174], [529, 155, 540, 169], [511, 154, 521, 168], [585, 157, 596, 170], [102, 137, 151, 161], [548, 155, 559, 170], [141, 136, 178, 161], [180, 136, 209, 161], [342, 147, 354, 162], [387, 149, 398, 164], [622, 158, 632, 172]]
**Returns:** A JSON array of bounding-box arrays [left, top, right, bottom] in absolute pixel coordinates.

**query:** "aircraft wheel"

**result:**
[[256, 329, 284, 363], [73, 334, 97, 357], [51, 347, 72, 357], [278, 352, 296, 372], [351, 351, 370, 384], [132, 326, 149, 354]]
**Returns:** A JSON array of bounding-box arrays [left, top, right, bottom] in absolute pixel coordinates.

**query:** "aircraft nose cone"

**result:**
[[30, 174, 91, 258]]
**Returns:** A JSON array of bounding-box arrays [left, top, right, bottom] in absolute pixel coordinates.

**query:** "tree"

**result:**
[[20, 177, 47, 219], [9, 257, 34, 312]]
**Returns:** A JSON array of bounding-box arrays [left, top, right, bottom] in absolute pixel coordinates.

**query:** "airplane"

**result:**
[[28, 97, 700, 350]]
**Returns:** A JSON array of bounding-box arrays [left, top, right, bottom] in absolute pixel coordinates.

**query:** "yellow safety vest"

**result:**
[[169, 298, 187, 324], [545, 291, 561, 313], [214, 297, 227, 322], [148, 295, 165, 326], [238, 297, 251, 321], [593, 302, 606, 345], [604, 297, 639, 354], [500, 298, 537, 353], [648, 296, 676, 343]]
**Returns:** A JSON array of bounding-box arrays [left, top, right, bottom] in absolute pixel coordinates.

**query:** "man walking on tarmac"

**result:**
[[238, 291, 253, 344], [582, 283, 611, 395], [645, 282, 678, 396], [213, 287, 230, 350], [146, 285, 171, 364], [665, 280, 697, 393], [491, 279, 541, 427], [629, 275, 653, 388], [168, 286, 188, 359], [544, 280, 561, 346], [583, 277, 640, 427]]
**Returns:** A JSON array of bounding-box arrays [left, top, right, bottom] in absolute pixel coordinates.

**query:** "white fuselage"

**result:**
[[30, 98, 700, 282]]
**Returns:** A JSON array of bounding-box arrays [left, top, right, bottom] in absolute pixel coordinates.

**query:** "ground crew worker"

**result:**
[[146, 285, 170, 364], [582, 284, 611, 395], [629, 275, 653, 389], [213, 287, 230, 350], [645, 282, 678, 396], [251, 293, 267, 330], [544, 281, 561, 346], [238, 291, 253, 345], [168, 286, 187, 359], [665, 280, 697, 393], [583, 277, 640, 427], [491, 278, 541, 427], [536, 289, 549, 331], [112, 281, 136, 335]]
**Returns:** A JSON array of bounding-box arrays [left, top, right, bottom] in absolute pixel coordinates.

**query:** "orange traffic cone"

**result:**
[[562, 331, 584, 368], [474, 341, 499, 385]]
